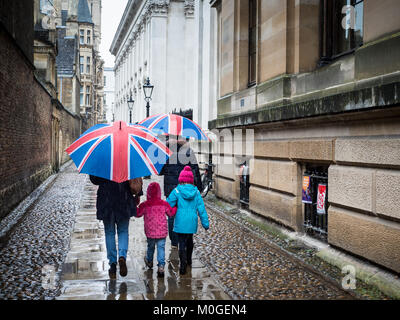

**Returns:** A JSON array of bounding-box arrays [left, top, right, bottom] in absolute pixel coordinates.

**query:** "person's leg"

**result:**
[[186, 234, 194, 266], [177, 233, 188, 274], [103, 219, 117, 266], [168, 216, 178, 247], [156, 238, 166, 277], [116, 218, 129, 277], [146, 238, 156, 267], [116, 218, 129, 259], [156, 238, 166, 267]]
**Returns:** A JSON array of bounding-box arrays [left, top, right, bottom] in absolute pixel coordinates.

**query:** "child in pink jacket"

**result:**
[[136, 182, 176, 277]]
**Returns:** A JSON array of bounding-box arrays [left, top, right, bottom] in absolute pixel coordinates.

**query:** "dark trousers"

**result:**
[[176, 233, 194, 268], [168, 216, 178, 246]]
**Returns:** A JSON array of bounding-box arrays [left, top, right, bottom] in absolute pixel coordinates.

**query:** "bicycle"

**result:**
[[199, 161, 215, 198]]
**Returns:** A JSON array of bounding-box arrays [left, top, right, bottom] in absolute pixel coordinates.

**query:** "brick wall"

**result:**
[[0, 26, 52, 219], [0, 0, 34, 64], [59, 104, 81, 165]]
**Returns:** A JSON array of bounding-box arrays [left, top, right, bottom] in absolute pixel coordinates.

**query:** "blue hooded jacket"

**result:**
[[167, 184, 209, 234]]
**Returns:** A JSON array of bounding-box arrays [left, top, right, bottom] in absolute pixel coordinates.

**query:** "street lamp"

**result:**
[[127, 93, 134, 124], [143, 77, 154, 118]]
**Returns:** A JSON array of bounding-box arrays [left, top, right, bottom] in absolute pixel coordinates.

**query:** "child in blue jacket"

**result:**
[[167, 166, 209, 275]]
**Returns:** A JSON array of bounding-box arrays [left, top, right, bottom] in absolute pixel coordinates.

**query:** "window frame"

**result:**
[[248, 0, 257, 87], [79, 56, 84, 74], [319, 0, 364, 67], [85, 86, 91, 105], [80, 85, 84, 105], [86, 57, 91, 74], [87, 30, 91, 45], [79, 29, 85, 45]]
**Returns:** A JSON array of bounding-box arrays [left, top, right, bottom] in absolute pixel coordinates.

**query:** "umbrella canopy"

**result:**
[[66, 121, 172, 183], [138, 113, 210, 141]]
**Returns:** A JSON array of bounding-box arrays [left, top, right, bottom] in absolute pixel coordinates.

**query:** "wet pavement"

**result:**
[[56, 175, 229, 300], [0, 162, 360, 300]]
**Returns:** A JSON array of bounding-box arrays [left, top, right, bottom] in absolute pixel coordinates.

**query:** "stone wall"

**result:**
[[208, 0, 400, 275], [208, 109, 400, 273]]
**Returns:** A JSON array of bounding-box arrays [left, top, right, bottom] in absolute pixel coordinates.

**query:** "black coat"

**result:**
[[159, 141, 202, 197], [89, 175, 138, 222]]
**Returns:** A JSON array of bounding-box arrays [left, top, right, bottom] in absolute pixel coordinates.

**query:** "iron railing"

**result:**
[[239, 162, 250, 206], [303, 166, 329, 241]]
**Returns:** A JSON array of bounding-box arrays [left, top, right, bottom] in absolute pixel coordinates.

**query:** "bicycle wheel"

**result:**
[[200, 174, 209, 198]]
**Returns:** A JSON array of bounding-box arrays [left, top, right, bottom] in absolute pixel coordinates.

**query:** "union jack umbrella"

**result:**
[[65, 121, 172, 183], [138, 113, 210, 141]]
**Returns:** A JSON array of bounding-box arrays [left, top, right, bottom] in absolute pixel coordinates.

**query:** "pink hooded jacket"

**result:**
[[136, 182, 176, 239]]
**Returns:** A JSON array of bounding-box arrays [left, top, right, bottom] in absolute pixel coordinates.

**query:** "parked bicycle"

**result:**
[[199, 160, 215, 198]]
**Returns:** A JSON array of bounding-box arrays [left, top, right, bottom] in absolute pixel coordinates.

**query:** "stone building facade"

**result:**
[[111, 0, 199, 124], [103, 67, 115, 123], [208, 0, 400, 274], [60, 0, 104, 129]]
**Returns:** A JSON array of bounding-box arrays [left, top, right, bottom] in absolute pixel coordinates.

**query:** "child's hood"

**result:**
[[147, 182, 161, 201], [177, 184, 197, 200]]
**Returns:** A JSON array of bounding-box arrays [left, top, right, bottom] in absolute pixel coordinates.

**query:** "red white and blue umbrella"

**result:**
[[65, 121, 172, 183], [138, 113, 210, 141]]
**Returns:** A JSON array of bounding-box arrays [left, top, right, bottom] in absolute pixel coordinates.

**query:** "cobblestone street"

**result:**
[[0, 162, 371, 300], [195, 206, 352, 299], [0, 163, 86, 300]]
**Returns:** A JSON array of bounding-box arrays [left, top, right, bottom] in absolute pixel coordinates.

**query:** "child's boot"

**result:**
[[144, 257, 153, 269], [179, 250, 187, 275], [157, 265, 165, 277]]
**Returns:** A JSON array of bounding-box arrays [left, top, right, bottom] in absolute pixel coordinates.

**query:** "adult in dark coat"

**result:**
[[159, 136, 202, 247], [89, 175, 141, 279]]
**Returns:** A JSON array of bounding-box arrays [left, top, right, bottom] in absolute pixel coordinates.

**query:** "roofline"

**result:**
[[109, 0, 134, 56], [109, 0, 148, 58]]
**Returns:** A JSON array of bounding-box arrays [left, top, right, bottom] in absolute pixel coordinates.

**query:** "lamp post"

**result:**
[[127, 93, 134, 124], [143, 77, 154, 180], [143, 77, 154, 118]]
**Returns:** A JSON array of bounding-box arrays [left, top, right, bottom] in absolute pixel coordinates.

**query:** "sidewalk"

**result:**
[[57, 177, 230, 300]]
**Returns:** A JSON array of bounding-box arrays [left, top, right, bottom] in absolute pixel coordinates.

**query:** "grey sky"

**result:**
[[100, 0, 128, 68]]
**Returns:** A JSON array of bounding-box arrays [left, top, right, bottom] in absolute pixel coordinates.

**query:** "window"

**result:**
[[80, 29, 85, 45], [80, 86, 84, 105], [248, 0, 257, 86], [86, 86, 91, 105], [79, 56, 84, 74], [319, 0, 363, 66], [303, 164, 329, 242], [104, 75, 106, 87], [87, 30, 91, 44], [40, 0, 52, 14], [86, 57, 90, 74]]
